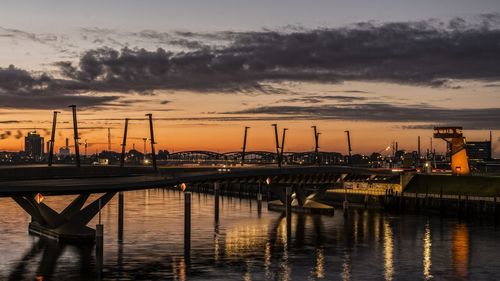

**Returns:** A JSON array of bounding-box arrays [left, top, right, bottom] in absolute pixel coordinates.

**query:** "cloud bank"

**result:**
[[223, 103, 500, 129], [0, 14, 500, 109]]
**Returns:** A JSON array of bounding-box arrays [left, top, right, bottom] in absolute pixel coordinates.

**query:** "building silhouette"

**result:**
[[466, 141, 492, 161], [59, 138, 70, 157], [24, 131, 44, 160]]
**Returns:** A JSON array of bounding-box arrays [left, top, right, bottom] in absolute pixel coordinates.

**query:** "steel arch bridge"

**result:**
[[168, 150, 225, 160], [223, 151, 277, 162], [166, 150, 345, 165]]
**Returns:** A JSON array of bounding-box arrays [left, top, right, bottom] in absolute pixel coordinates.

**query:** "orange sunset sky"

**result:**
[[0, 2, 499, 156]]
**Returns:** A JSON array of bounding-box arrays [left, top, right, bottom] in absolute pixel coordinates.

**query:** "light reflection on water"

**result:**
[[383, 220, 394, 281], [423, 222, 432, 280], [453, 223, 470, 281], [0, 189, 499, 280]]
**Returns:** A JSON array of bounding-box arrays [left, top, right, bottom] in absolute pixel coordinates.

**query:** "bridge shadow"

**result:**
[[8, 236, 94, 281]]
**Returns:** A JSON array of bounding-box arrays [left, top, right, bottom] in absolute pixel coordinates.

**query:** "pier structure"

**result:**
[[434, 127, 470, 175]]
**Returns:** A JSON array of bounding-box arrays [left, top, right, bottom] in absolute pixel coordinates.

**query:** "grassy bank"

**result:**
[[404, 174, 500, 197]]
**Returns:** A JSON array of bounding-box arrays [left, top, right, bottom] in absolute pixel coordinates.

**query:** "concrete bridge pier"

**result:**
[[12, 192, 116, 242], [267, 181, 334, 215]]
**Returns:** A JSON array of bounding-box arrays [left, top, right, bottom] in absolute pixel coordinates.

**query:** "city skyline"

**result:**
[[0, 1, 499, 156]]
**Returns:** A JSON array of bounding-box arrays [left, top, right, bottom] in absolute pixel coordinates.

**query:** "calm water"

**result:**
[[0, 189, 499, 281]]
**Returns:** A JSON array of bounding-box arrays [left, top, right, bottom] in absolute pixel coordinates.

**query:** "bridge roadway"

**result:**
[[0, 165, 395, 196]]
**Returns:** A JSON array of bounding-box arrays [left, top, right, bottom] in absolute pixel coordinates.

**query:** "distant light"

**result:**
[[266, 177, 271, 185], [180, 183, 187, 192]]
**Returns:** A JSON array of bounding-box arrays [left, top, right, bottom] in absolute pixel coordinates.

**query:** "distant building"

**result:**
[[59, 138, 70, 157], [466, 141, 492, 161], [24, 131, 44, 160]]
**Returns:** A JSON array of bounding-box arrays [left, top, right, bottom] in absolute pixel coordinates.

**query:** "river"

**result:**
[[0, 189, 499, 280]]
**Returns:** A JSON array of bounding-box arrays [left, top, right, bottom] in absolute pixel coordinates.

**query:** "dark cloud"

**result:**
[[2, 15, 500, 109], [0, 27, 56, 44], [0, 65, 120, 109], [485, 83, 500, 88], [0, 130, 12, 139], [336, 90, 371, 94], [0, 128, 50, 139], [277, 95, 366, 104], [223, 103, 500, 129], [399, 124, 437, 130], [54, 15, 500, 94]]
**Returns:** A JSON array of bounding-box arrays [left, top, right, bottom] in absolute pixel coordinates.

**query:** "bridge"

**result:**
[[164, 150, 344, 165], [0, 165, 397, 242]]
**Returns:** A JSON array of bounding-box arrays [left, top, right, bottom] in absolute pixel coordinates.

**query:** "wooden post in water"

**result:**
[[465, 195, 469, 217], [96, 224, 104, 279], [364, 192, 368, 209], [214, 182, 220, 224], [118, 192, 124, 242], [494, 197, 498, 224], [184, 191, 191, 259], [439, 187, 444, 216], [286, 186, 292, 241], [257, 179, 263, 201], [399, 190, 403, 212], [415, 192, 419, 212], [458, 194, 462, 219]]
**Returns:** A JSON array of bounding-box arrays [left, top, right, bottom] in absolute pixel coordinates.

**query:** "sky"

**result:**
[[0, 1, 499, 156]]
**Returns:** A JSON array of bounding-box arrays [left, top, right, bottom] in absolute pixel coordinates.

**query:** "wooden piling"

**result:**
[[184, 191, 191, 259]]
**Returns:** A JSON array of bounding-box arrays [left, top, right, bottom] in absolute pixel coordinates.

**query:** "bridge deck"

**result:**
[[0, 165, 396, 196]]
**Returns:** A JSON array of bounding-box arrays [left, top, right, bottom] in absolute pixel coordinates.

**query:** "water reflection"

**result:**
[[213, 224, 220, 262], [423, 222, 432, 280], [8, 236, 93, 281], [264, 240, 272, 279], [0, 190, 498, 280], [342, 253, 351, 281], [225, 223, 268, 256], [383, 220, 394, 281], [313, 247, 325, 279], [452, 223, 470, 280]]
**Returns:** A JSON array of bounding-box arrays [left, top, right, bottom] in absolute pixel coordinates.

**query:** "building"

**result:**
[[59, 138, 70, 157], [24, 131, 44, 160], [466, 141, 492, 161]]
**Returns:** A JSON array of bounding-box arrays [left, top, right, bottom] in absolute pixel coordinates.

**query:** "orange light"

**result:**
[[266, 177, 271, 185], [180, 183, 187, 192], [34, 193, 44, 204]]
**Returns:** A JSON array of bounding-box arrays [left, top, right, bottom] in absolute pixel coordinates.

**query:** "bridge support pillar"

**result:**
[[12, 192, 116, 242], [267, 183, 334, 215]]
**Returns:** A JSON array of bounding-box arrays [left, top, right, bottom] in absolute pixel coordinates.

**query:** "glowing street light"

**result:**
[[266, 177, 272, 185], [180, 183, 187, 192], [35, 193, 44, 204]]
